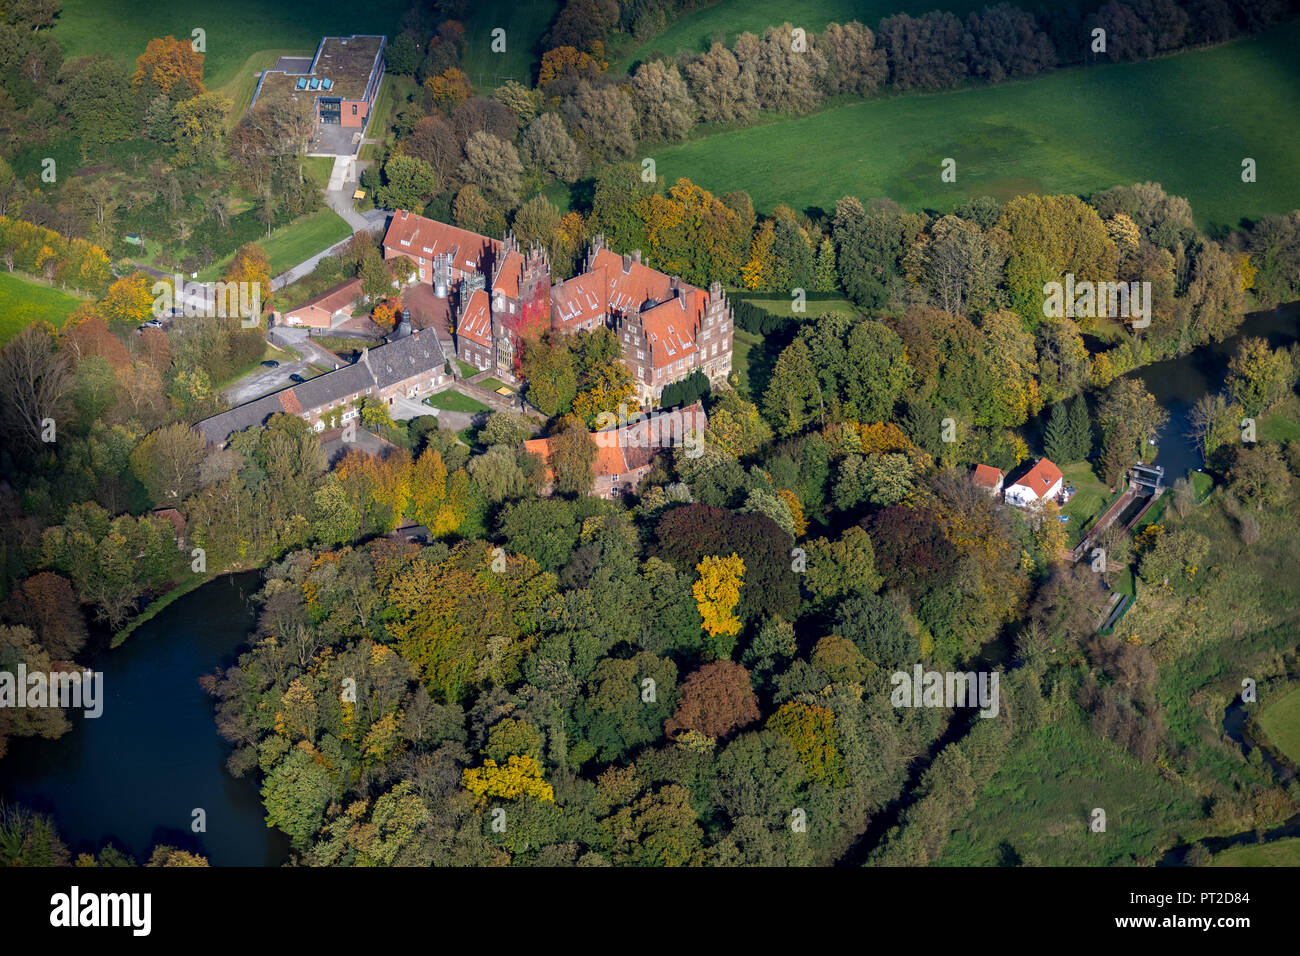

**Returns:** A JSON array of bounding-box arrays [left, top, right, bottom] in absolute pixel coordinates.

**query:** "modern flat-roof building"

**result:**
[[249, 35, 386, 151]]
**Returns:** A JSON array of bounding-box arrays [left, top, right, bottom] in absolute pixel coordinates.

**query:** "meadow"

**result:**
[[53, 0, 408, 89], [0, 272, 85, 344], [199, 208, 352, 281], [615, 0, 1094, 72], [1256, 687, 1300, 766], [646, 22, 1300, 231], [1211, 837, 1300, 866]]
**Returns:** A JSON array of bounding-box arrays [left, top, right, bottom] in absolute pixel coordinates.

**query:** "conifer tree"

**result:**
[[1068, 394, 1092, 461], [1043, 402, 1071, 463]]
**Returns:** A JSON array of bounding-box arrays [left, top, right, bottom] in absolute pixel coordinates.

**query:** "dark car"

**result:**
[[289, 373, 306, 383], [261, 360, 279, 369]]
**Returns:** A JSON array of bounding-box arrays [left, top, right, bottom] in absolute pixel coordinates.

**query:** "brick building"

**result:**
[[380, 212, 733, 403], [196, 326, 448, 446], [525, 402, 708, 498]]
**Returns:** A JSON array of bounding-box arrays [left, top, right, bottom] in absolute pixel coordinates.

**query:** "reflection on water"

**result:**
[[0, 571, 289, 866]]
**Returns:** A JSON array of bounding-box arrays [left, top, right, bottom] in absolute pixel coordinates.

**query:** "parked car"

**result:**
[[289, 373, 305, 383], [142, 318, 163, 328], [261, 360, 279, 369]]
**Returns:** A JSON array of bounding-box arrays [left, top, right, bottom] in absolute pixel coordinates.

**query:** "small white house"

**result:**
[[1004, 458, 1064, 508]]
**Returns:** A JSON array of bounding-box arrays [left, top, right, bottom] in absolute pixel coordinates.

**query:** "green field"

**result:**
[[0, 272, 85, 343], [938, 717, 1203, 866], [1257, 687, 1300, 766], [201, 209, 352, 280], [53, 0, 407, 89], [1211, 837, 1300, 866], [1059, 462, 1112, 547], [459, 0, 559, 90], [647, 23, 1300, 231], [615, 0, 1089, 72], [425, 389, 491, 414]]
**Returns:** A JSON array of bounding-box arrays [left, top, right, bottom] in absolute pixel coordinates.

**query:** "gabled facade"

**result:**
[[1004, 458, 1064, 508], [197, 329, 448, 445], [380, 214, 733, 405]]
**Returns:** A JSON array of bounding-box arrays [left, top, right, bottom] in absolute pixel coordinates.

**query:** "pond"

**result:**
[[0, 571, 288, 866]]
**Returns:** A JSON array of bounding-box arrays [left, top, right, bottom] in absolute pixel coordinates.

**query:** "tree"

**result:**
[[462, 755, 555, 803], [766, 701, 846, 786], [261, 746, 333, 848], [549, 415, 597, 496], [458, 131, 523, 208], [1096, 378, 1167, 453], [764, 338, 822, 436], [376, 153, 438, 212], [99, 271, 154, 327], [693, 553, 745, 643], [664, 661, 760, 739], [129, 422, 206, 504], [1228, 445, 1290, 510], [1043, 401, 1071, 463], [631, 60, 694, 141], [1067, 394, 1093, 461], [0, 323, 71, 448], [1101, 420, 1132, 488], [1226, 337, 1294, 417], [132, 35, 205, 99], [424, 67, 472, 113], [818, 21, 888, 95], [562, 82, 636, 162], [518, 113, 584, 183], [171, 92, 229, 167], [684, 42, 757, 125]]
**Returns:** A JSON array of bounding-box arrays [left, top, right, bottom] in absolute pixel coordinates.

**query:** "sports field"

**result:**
[[0, 272, 85, 344], [459, 0, 559, 90], [647, 22, 1300, 230]]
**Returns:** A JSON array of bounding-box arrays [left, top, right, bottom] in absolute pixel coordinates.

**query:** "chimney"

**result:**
[[669, 275, 679, 293], [622, 254, 631, 274], [631, 250, 642, 264]]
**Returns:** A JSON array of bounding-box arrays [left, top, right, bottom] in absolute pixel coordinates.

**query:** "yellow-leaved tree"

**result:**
[[693, 553, 745, 639], [462, 755, 555, 803]]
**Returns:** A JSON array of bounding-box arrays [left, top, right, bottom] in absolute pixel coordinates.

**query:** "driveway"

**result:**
[[269, 326, 346, 368], [223, 356, 313, 405]]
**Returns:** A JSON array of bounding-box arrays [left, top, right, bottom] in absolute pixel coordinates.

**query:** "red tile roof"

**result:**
[[285, 277, 362, 318], [492, 249, 525, 299], [1009, 458, 1063, 497], [383, 210, 499, 273], [457, 288, 491, 348], [525, 402, 708, 485], [279, 390, 304, 415], [554, 249, 710, 371], [972, 464, 1004, 489]]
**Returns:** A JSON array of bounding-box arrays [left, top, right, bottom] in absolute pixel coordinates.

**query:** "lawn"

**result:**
[[53, 0, 407, 89], [646, 22, 1300, 231], [0, 271, 86, 343], [1059, 460, 1113, 548], [729, 327, 761, 396], [459, 0, 559, 90], [455, 358, 479, 378], [614, 0, 1091, 72], [1211, 837, 1300, 866], [425, 389, 491, 414], [1259, 395, 1300, 445], [1256, 686, 1300, 767], [201, 208, 352, 280], [733, 291, 860, 320], [479, 377, 515, 394]]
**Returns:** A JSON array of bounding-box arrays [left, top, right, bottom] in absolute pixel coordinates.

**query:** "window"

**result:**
[[351, 104, 358, 116]]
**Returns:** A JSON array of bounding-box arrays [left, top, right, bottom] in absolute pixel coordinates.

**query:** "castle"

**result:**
[[381, 210, 734, 405]]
